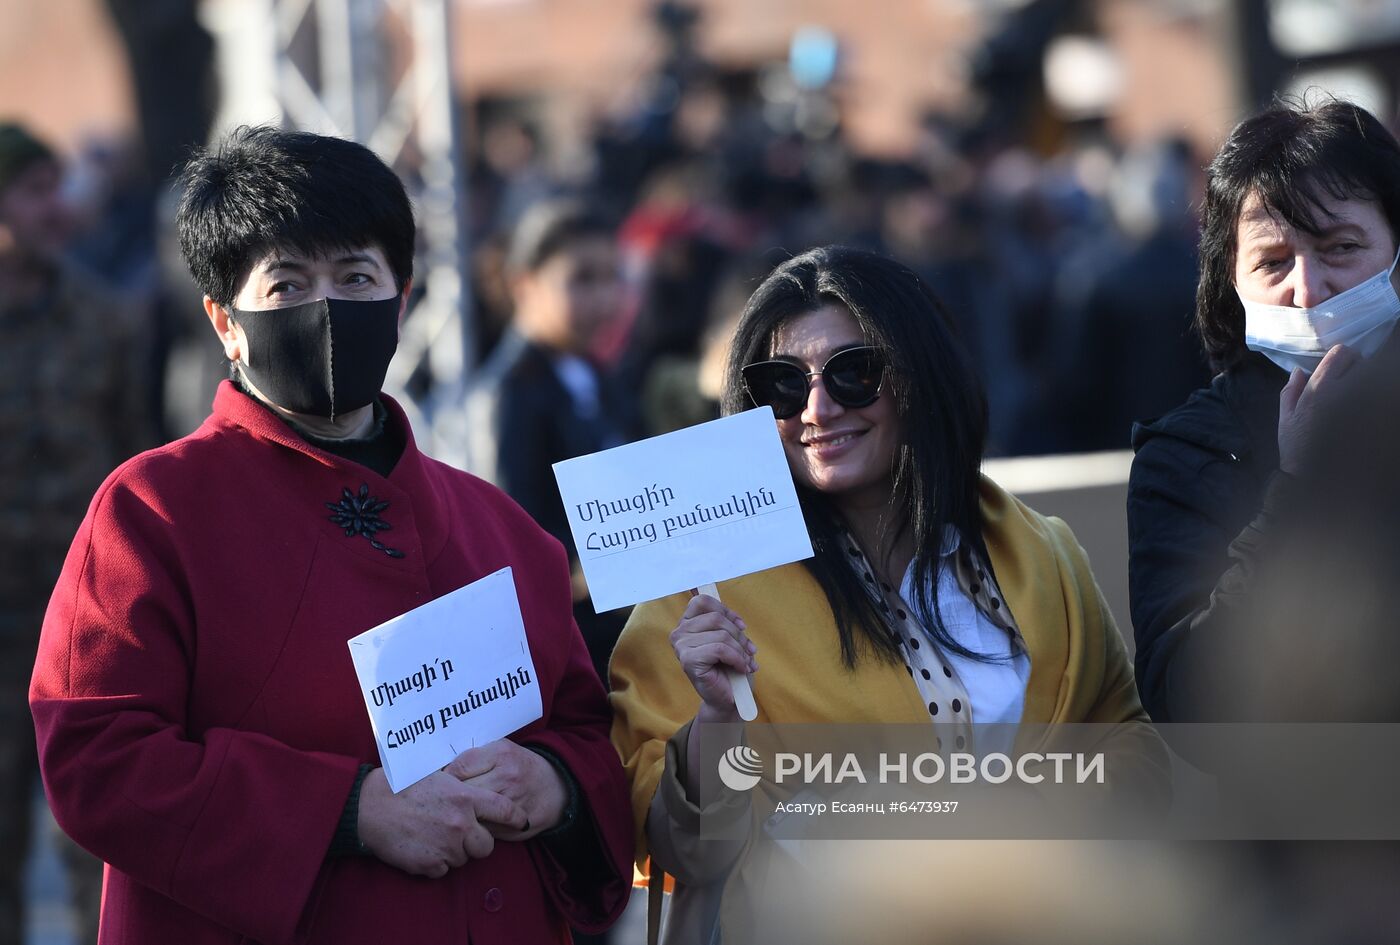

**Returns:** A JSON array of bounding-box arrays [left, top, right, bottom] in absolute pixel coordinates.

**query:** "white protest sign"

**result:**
[[553, 406, 814, 604], [347, 567, 543, 793]]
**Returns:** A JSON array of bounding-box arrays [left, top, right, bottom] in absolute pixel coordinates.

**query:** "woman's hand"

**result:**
[[357, 767, 528, 878], [1278, 344, 1361, 474], [443, 740, 569, 840], [670, 593, 758, 722]]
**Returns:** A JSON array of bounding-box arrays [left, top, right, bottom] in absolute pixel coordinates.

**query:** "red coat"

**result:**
[[31, 382, 633, 945]]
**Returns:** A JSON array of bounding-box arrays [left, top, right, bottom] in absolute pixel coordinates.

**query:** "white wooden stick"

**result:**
[[697, 582, 758, 721]]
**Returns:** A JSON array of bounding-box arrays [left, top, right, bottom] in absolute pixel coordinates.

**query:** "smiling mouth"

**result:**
[[804, 431, 865, 449]]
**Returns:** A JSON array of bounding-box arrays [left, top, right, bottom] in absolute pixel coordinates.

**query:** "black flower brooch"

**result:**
[[326, 484, 405, 558]]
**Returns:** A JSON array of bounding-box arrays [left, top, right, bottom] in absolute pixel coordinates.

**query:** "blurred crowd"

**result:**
[[459, 50, 1209, 462], [7, 4, 1218, 459]]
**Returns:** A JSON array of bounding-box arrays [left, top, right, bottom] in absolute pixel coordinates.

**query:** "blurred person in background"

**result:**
[[1128, 99, 1400, 728], [874, 161, 1012, 406], [467, 198, 640, 687], [610, 246, 1166, 943], [971, 148, 1068, 453], [605, 158, 742, 369], [615, 227, 729, 394], [30, 126, 633, 945], [468, 230, 515, 366], [480, 116, 554, 236], [637, 253, 774, 436], [63, 132, 176, 442], [63, 133, 160, 298], [0, 121, 145, 945], [1030, 138, 1208, 453], [876, 164, 968, 299], [613, 208, 738, 430]]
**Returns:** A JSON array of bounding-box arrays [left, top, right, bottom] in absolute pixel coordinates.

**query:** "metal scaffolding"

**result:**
[[204, 0, 472, 454]]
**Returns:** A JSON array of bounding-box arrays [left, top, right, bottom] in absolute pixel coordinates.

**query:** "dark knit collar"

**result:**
[[227, 382, 405, 479], [298, 400, 405, 479]]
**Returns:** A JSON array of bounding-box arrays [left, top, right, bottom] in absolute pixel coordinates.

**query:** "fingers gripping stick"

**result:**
[[698, 582, 758, 721]]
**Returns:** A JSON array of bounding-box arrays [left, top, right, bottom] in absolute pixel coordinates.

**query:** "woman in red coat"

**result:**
[[29, 126, 633, 944]]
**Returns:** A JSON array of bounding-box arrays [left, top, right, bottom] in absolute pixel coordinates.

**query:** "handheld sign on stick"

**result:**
[[553, 408, 814, 722], [696, 580, 759, 721]]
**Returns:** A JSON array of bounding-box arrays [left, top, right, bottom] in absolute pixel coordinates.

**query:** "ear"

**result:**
[[509, 270, 543, 332], [396, 278, 413, 324], [509, 269, 535, 306], [204, 296, 242, 362]]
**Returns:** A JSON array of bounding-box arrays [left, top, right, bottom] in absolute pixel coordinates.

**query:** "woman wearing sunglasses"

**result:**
[[609, 246, 1163, 943]]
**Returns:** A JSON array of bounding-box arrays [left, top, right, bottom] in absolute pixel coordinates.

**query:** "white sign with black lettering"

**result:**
[[552, 408, 813, 612], [347, 567, 542, 793]]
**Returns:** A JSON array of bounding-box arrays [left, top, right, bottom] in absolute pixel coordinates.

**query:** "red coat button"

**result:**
[[484, 887, 503, 913]]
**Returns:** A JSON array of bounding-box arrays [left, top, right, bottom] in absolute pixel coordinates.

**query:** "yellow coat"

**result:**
[[609, 476, 1160, 865]]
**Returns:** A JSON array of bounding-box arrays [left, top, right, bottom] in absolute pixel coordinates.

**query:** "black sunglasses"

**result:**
[[742, 345, 886, 420]]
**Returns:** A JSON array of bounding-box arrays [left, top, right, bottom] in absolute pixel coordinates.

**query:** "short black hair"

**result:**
[[175, 126, 415, 305], [506, 198, 614, 275], [724, 246, 992, 668], [1197, 98, 1400, 371]]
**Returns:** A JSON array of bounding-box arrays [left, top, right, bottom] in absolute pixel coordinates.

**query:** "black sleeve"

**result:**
[[1127, 436, 1290, 727], [468, 381, 576, 559], [328, 764, 374, 857], [493, 394, 577, 559]]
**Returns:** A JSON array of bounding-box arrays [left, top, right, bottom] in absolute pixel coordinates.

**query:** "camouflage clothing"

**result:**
[[0, 260, 147, 945], [0, 262, 148, 638]]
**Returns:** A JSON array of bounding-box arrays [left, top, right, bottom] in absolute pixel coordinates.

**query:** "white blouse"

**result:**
[[898, 535, 1031, 727], [844, 528, 1030, 754]]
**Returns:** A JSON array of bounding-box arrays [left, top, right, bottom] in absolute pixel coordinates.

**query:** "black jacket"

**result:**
[[465, 332, 636, 559], [1126, 352, 1289, 724]]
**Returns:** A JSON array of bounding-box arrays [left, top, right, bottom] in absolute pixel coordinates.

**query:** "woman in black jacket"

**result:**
[[1128, 99, 1400, 725]]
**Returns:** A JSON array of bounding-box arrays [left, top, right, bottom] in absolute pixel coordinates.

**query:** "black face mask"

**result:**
[[231, 295, 401, 419]]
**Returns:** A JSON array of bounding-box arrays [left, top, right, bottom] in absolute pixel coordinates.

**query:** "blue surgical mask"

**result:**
[[1240, 245, 1400, 374]]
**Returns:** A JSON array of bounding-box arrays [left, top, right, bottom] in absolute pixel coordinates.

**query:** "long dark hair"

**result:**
[[1197, 97, 1400, 371], [722, 246, 990, 667]]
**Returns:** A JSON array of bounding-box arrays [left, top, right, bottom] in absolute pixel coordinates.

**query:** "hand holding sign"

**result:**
[[670, 586, 759, 722], [357, 765, 527, 878], [443, 741, 569, 840], [553, 409, 813, 722]]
